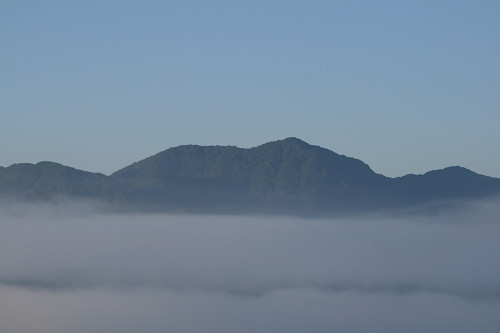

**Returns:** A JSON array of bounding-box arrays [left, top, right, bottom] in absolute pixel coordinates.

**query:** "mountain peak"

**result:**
[[281, 137, 309, 144], [423, 166, 478, 178], [260, 137, 311, 148]]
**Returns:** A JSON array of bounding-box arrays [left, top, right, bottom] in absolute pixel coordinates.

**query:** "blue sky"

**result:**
[[1, 0, 499, 177]]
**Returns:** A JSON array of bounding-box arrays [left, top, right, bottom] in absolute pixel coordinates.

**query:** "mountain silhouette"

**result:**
[[2, 138, 499, 215], [0, 161, 120, 201]]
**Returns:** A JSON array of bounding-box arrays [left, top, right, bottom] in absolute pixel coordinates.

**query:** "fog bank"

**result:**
[[1, 200, 499, 332]]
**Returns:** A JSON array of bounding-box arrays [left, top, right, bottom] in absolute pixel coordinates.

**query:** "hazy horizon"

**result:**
[[2, 1, 499, 331]]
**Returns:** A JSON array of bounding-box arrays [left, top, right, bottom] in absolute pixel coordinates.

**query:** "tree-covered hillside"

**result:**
[[2, 138, 499, 215]]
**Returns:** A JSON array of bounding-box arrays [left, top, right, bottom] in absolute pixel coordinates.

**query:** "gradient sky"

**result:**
[[1, 0, 499, 177]]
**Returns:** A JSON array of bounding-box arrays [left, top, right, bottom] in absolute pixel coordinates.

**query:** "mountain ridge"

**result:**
[[2, 138, 499, 215]]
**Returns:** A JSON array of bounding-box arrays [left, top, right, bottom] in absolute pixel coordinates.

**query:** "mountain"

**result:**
[[2, 138, 499, 215], [0, 162, 121, 201]]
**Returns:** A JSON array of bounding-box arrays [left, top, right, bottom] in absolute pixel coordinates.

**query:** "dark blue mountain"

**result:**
[[2, 138, 499, 215]]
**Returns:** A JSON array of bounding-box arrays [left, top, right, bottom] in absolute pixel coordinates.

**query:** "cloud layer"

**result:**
[[1, 199, 499, 332]]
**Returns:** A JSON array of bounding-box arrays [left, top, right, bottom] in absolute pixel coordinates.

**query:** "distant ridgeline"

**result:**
[[1, 138, 500, 215]]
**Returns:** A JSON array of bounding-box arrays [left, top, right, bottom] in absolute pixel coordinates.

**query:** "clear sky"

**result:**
[[1, 0, 499, 177]]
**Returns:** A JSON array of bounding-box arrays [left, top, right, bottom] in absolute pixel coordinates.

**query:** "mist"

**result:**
[[1, 199, 499, 333]]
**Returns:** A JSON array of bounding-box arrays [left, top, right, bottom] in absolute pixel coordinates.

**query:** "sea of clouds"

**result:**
[[1, 198, 499, 333]]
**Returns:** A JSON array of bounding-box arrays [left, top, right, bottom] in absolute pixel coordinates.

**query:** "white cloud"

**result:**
[[1, 200, 499, 332]]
